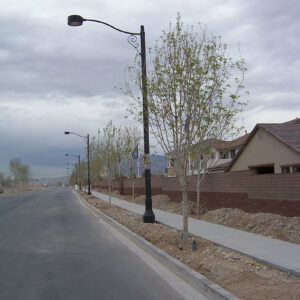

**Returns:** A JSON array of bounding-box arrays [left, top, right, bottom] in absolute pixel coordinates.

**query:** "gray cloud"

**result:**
[[0, 0, 299, 177]]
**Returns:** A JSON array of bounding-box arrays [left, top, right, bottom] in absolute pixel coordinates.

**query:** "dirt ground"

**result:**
[[95, 189, 300, 245], [0, 188, 36, 196], [81, 190, 300, 300]]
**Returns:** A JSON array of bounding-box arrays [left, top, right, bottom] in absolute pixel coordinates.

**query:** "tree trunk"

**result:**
[[132, 176, 135, 202], [132, 159, 135, 202], [182, 185, 189, 245], [108, 175, 112, 207], [196, 173, 200, 216]]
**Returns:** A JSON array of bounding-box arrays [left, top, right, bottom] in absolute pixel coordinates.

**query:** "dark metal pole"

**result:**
[[78, 155, 82, 190], [87, 134, 91, 195], [67, 17, 155, 221], [75, 164, 78, 185], [140, 26, 155, 223]]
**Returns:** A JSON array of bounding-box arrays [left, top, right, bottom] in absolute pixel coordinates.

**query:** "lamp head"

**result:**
[[68, 15, 85, 26], [64, 131, 70, 135]]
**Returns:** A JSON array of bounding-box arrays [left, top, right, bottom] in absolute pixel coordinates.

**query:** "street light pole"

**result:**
[[140, 25, 154, 223], [78, 154, 81, 190], [66, 162, 77, 185], [75, 164, 78, 185], [87, 134, 91, 195], [65, 153, 81, 190], [67, 15, 155, 223], [65, 131, 91, 195]]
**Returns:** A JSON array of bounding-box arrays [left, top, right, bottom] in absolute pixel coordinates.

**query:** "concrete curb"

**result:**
[[90, 190, 300, 278], [75, 191, 239, 300]]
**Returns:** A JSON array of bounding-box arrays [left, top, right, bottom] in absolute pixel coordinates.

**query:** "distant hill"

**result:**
[[31, 156, 167, 185], [120, 155, 167, 177], [35, 176, 69, 186]]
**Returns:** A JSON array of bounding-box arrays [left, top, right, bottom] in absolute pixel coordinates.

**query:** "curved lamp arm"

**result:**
[[68, 15, 140, 36], [68, 15, 142, 54], [64, 131, 87, 139], [65, 153, 80, 158]]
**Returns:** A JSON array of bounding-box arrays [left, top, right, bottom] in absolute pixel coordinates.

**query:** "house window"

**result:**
[[281, 166, 290, 173], [250, 164, 274, 174], [219, 151, 228, 159], [230, 149, 235, 159], [256, 166, 274, 174], [292, 166, 300, 173]]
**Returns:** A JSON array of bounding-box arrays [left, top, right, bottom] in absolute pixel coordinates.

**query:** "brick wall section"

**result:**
[[94, 171, 300, 216]]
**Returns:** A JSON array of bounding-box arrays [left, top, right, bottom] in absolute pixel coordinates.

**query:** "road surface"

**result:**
[[0, 187, 206, 300]]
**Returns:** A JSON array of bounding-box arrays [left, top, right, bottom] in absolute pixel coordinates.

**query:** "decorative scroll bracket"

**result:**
[[127, 34, 141, 55]]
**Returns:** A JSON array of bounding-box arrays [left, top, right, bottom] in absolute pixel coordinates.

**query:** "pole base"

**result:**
[[143, 209, 155, 223]]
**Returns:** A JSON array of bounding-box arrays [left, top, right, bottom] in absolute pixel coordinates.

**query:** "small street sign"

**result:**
[[141, 154, 150, 169]]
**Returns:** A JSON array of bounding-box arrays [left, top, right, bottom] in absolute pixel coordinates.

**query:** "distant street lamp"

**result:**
[[66, 167, 70, 177], [67, 15, 155, 223], [66, 162, 78, 185], [65, 131, 91, 195], [66, 153, 81, 190]]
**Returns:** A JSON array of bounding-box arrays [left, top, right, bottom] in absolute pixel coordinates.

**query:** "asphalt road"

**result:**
[[0, 187, 186, 300]]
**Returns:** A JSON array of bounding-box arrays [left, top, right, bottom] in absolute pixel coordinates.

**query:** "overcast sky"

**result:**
[[0, 0, 299, 178]]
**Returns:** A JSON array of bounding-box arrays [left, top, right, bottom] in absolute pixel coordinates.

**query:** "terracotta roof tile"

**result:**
[[283, 118, 300, 124], [208, 161, 230, 171], [210, 133, 249, 150]]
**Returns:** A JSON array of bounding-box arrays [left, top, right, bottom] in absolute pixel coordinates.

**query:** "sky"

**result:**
[[0, 0, 299, 178]]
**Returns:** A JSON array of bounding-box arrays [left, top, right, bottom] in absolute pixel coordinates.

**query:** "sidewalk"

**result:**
[[91, 190, 300, 277]]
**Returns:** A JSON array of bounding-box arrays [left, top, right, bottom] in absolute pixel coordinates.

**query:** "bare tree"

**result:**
[[122, 125, 142, 201], [126, 14, 246, 243]]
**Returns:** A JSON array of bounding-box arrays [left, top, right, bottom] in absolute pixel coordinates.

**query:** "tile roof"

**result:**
[[226, 118, 300, 171], [186, 133, 249, 155], [283, 118, 300, 124], [208, 161, 230, 172], [259, 123, 300, 153], [209, 133, 249, 150]]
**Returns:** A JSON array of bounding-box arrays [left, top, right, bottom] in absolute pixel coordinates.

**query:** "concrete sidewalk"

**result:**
[[91, 190, 300, 277]]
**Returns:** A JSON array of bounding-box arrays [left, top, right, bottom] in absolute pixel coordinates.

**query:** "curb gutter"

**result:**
[[75, 191, 239, 300]]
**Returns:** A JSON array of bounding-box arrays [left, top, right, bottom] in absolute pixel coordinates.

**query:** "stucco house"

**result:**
[[227, 118, 300, 174], [166, 132, 249, 177]]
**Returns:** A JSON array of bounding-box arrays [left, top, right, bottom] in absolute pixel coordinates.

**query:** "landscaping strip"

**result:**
[[75, 190, 239, 300]]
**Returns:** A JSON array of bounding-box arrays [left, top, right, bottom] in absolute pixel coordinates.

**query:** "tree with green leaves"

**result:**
[[126, 14, 247, 243], [0, 172, 4, 185], [9, 158, 31, 189], [89, 136, 104, 185], [99, 121, 124, 206], [190, 141, 221, 216]]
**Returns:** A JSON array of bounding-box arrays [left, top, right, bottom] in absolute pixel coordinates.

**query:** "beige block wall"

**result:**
[[230, 128, 300, 173]]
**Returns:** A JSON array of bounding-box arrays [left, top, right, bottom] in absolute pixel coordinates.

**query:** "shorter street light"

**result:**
[[66, 162, 78, 186], [65, 131, 91, 195], [65, 153, 81, 190]]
